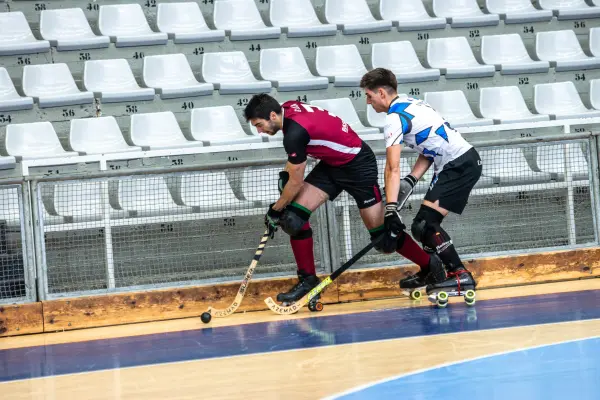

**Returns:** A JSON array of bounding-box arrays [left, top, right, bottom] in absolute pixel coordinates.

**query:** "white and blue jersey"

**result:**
[[384, 96, 472, 175]]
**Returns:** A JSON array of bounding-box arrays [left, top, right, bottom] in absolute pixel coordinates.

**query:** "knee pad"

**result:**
[[411, 206, 444, 245], [280, 206, 310, 237]]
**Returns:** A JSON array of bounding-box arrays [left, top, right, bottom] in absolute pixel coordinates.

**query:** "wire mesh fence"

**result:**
[[0, 185, 28, 303]]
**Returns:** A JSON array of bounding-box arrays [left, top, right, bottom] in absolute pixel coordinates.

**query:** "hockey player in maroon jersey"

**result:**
[[244, 94, 446, 304]]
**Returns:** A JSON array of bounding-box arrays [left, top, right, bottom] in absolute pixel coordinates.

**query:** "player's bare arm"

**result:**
[[411, 154, 433, 180], [385, 144, 402, 204], [273, 161, 306, 211]]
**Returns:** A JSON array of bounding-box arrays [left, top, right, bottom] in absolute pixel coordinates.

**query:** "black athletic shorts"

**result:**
[[424, 147, 482, 215], [305, 142, 382, 209]]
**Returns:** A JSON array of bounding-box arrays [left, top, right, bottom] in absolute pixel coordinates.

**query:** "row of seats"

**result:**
[[1, 0, 599, 55], [2, 29, 599, 111]]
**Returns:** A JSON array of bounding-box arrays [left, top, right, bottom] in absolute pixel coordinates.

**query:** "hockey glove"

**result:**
[[381, 202, 406, 253], [397, 175, 417, 209], [265, 203, 283, 238]]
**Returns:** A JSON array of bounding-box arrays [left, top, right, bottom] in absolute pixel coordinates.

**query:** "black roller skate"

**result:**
[[426, 267, 477, 308], [277, 271, 323, 312], [400, 253, 446, 301]]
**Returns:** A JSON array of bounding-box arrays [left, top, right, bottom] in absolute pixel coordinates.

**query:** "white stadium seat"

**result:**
[[170, 172, 253, 210], [130, 111, 203, 150], [157, 2, 225, 44], [202, 51, 272, 94], [315, 45, 367, 87], [0, 68, 33, 111], [367, 105, 387, 129], [485, 0, 553, 23], [270, 0, 337, 37], [98, 4, 168, 47], [372, 41, 440, 83], [432, 0, 500, 27], [241, 167, 280, 204], [590, 28, 600, 57], [113, 176, 193, 217], [40, 8, 110, 51], [143, 54, 214, 99], [213, 0, 281, 41], [310, 98, 380, 136], [538, 0, 600, 20], [69, 117, 142, 154], [190, 106, 262, 145], [536, 30, 600, 72], [324, 0, 393, 34], [84, 59, 155, 103], [260, 47, 329, 91], [535, 144, 589, 180], [427, 37, 496, 78], [481, 34, 550, 75], [590, 79, 600, 110], [534, 82, 600, 120], [0, 12, 50, 55], [6, 122, 79, 160], [480, 148, 552, 183], [379, 0, 446, 31], [480, 86, 550, 124], [22, 64, 93, 108], [424, 90, 494, 128], [49, 181, 127, 221]]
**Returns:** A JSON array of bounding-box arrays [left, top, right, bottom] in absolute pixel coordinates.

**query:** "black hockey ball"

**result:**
[[200, 312, 212, 324]]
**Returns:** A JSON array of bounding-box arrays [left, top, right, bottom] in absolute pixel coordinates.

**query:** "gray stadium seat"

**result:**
[[69, 116, 142, 154], [432, 0, 500, 27], [259, 47, 329, 91], [23, 64, 93, 108], [427, 37, 496, 78], [270, 0, 337, 37], [485, 0, 553, 23], [143, 54, 214, 99], [113, 176, 193, 217], [424, 90, 494, 128], [157, 2, 225, 44], [480, 86, 550, 124], [310, 98, 380, 136], [0, 68, 33, 111], [316, 45, 367, 87], [379, 0, 446, 31], [130, 111, 203, 150], [6, 122, 79, 160], [40, 9, 110, 51], [98, 4, 168, 47], [538, 0, 600, 19], [190, 106, 262, 145], [214, 0, 281, 41], [536, 30, 600, 72], [372, 41, 440, 83], [481, 34, 550, 75], [535, 144, 589, 180], [324, 0, 393, 34], [0, 12, 50, 55], [84, 59, 155, 103], [202, 51, 272, 94], [171, 172, 253, 210], [534, 82, 600, 120], [480, 148, 552, 183]]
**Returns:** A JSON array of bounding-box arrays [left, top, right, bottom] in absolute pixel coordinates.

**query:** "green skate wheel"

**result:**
[[464, 290, 476, 301], [436, 299, 448, 308], [410, 290, 422, 301], [437, 291, 449, 302]]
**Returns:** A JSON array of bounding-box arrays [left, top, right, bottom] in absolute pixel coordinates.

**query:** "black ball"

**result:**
[[200, 312, 212, 324]]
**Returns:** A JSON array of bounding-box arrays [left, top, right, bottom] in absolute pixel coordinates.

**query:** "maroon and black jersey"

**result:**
[[281, 101, 364, 167]]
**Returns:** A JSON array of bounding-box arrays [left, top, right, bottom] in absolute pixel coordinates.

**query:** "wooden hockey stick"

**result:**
[[207, 229, 270, 318]]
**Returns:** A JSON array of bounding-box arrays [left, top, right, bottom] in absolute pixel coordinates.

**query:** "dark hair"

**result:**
[[244, 93, 282, 121], [360, 68, 398, 94]]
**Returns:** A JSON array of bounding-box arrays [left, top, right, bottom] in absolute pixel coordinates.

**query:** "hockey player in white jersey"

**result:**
[[360, 68, 482, 301]]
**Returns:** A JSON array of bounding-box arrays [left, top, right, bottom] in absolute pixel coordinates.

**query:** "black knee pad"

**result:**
[[291, 226, 312, 240], [280, 206, 310, 236], [410, 206, 444, 245]]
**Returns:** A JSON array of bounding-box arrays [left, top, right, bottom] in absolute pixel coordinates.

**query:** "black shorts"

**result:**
[[305, 143, 382, 209], [425, 147, 482, 215]]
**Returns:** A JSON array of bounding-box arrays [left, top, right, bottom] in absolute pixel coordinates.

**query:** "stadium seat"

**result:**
[[480, 148, 552, 183], [310, 98, 380, 136], [426, 37, 496, 78], [479, 86, 550, 124], [270, 0, 337, 37], [202, 51, 272, 94], [485, 0, 553, 23], [538, 0, 600, 19], [190, 106, 262, 145], [241, 167, 280, 204], [84, 59, 155, 103], [143, 54, 214, 99], [432, 0, 500, 27], [590, 28, 600, 57], [0, 68, 33, 111], [49, 181, 127, 222], [259, 47, 329, 91], [424, 90, 494, 128], [130, 111, 203, 150], [170, 172, 254, 210], [324, 0, 392, 34], [40, 9, 110, 51], [536, 30, 600, 72], [534, 82, 600, 120], [213, 0, 281, 41], [22, 64, 93, 108], [69, 116, 142, 154], [157, 2, 225, 44], [0, 12, 50, 55], [113, 176, 193, 217], [98, 4, 168, 47], [372, 41, 440, 83], [590, 79, 600, 110], [379, 0, 446, 31], [367, 104, 387, 129], [535, 144, 589, 180], [316, 45, 367, 87], [5, 122, 79, 160], [0, 190, 23, 226], [481, 34, 550, 75]]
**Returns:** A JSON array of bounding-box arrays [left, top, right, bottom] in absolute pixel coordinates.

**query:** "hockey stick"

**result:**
[[206, 229, 270, 318]]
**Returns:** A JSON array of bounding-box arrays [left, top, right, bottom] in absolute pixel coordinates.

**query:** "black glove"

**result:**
[[398, 175, 417, 207], [265, 203, 283, 238], [380, 202, 406, 253]]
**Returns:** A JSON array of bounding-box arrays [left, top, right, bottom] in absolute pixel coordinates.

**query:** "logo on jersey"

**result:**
[[291, 104, 302, 113]]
